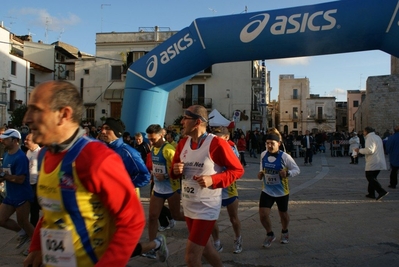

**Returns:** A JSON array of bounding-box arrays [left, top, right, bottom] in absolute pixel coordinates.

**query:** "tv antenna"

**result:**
[[44, 17, 52, 44], [101, 4, 111, 32], [58, 28, 64, 41], [27, 28, 36, 37], [241, 6, 248, 13], [208, 8, 217, 14], [6, 16, 17, 30]]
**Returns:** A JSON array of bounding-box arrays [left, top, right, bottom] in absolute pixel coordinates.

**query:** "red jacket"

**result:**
[[236, 138, 247, 152], [30, 141, 145, 267]]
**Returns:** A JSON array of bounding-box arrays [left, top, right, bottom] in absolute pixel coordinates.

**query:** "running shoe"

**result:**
[[214, 242, 223, 252], [16, 234, 29, 249], [155, 234, 169, 262], [22, 246, 30, 256], [233, 237, 242, 254], [158, 225, 168, 232], [262, 234, 276, 248], [142, 249, 156, 259], [168, 219, 176, 229], [376, 191, 389, 201], [280, 232, 289, 244]]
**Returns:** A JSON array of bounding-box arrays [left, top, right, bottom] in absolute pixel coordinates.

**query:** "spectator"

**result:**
[[355, 126, 388, 200]]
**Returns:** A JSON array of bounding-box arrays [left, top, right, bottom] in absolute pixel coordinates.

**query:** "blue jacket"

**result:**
[[108, 138, 151, 188], [386, 132, 399, 167]]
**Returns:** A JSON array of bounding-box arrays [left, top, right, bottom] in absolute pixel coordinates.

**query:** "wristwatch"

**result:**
[[0, 172, 6, 178]]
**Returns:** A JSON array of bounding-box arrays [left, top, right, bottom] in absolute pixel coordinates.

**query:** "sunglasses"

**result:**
[[184, 110, 208, 122]]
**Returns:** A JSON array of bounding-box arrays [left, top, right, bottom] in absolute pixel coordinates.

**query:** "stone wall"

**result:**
[[391, 56, 399, 75], [355, 74, 399, 134]]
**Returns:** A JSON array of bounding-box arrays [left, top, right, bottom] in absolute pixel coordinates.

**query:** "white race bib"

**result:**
[[265, 174, 280, 185], [40, 228, 77, 267], [153, 163, 166, 174]]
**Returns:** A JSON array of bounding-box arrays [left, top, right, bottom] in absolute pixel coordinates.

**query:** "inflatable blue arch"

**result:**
[[121, 0, 399, 134]]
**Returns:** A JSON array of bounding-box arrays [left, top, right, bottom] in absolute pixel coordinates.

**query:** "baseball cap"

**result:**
[[0, 129, 22, 139]]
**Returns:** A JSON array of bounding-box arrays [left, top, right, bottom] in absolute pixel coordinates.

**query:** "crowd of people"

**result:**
[[0, 80, 397, 267]]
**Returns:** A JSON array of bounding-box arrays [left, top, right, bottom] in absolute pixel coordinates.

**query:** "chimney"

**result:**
[[154, 26, 159, 41]]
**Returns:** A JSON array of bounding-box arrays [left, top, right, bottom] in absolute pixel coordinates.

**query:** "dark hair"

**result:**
[[49, 81, 83, 123], [146, 124, 163, 134], [103, 118, 125, 138], [212, 126, 229, 136], [364, 126, 375, 134]]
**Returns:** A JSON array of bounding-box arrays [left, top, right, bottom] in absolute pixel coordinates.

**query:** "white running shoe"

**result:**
[[155, 234, 169, 262]]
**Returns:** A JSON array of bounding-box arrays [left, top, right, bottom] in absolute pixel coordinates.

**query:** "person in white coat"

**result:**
[[354, 126, 388, 200], [348, 132, 360, 164]]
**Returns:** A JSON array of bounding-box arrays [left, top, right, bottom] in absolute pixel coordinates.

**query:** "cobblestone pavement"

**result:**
[[1, 148, 398, 267]]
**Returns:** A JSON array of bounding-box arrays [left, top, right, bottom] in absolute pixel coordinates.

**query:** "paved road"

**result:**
[[1, 148, 398, 267]]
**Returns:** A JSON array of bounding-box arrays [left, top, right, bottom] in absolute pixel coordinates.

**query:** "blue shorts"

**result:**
[[222, 196, 238, 207], [2, 197, 28, 208], [153, 189, 181, 200]]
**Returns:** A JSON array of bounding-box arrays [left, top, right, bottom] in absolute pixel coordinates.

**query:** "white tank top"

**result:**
[[181, 134, 223, 220]]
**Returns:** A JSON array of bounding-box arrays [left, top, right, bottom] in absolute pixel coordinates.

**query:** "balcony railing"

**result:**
[[182, 97, 212, 109], [0, 93, 7, 105]]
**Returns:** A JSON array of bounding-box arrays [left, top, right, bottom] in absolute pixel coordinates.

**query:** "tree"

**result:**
[[10, 104, 27, 127]]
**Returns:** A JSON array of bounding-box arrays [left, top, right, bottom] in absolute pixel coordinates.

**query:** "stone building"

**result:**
[[354, 56, 399, 135], [347, 90, 366, 132], [71, 28, 268, 130], [278, 74, 336, 135]]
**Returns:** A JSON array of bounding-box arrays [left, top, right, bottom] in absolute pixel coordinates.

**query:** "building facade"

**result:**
[[278, 74, 336, 135], [354, 74, 399, 134], [71, 28, 267, 131], [354, 56, 399, 135], [347, 90, 365, 132]]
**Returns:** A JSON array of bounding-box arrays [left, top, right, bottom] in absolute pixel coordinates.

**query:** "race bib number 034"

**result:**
[[40, 228, 77, 267]]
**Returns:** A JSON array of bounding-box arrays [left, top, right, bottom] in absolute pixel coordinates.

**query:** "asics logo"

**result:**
[[240, 9, 337, 43], [146, 33, 194, 78]]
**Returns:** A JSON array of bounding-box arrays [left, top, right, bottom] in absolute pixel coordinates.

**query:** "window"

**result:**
[[110, 102, 122, 118], [111, 65, 123, 80], [353, 100, 359, 107], [317, 107, 323, 119], [186, 84, 205, 105], [84, 69, 90, 75], [86, 107, 95, 125], [342, 116, 347, 126], [292, 107, 298, 119], [293, 122, 298, 129], [30, 73, 35, 87], [9, 90, 16, 111], [11, 61, 16, 75], [293, 89, 298, 99], [127, 51, 147, 67]]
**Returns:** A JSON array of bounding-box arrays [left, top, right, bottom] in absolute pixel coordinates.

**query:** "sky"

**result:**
[[1, 0, 391, 101]]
